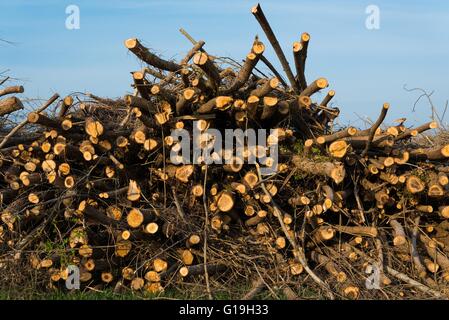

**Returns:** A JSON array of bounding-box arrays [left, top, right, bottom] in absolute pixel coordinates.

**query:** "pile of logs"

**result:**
[[1, 4, 449, 299]]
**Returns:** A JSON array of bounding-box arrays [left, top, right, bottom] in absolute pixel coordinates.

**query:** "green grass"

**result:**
[[0, 286, 322, 300], [0, 288, 194, 300], [0, 290, 138, 300]]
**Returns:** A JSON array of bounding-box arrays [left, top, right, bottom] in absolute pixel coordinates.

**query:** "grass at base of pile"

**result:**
[[0, 285, 322, 300]]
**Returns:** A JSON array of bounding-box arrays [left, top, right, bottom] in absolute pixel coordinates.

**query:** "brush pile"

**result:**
[[1, 4, 449, 299]]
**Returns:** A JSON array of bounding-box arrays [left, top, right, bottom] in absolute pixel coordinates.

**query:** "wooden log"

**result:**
[[328, 140, 349, 159], [223, 157, 244, 173], [85, 117, 104, 138], [292, 34, 308, 90], [193, 51, 221, 90], [115, 240, 132, 258], [406, 175, 425, 194], [439, 206, 449, 219], [130, 277, 144, 290], [127, 180, 141, 201], [361, 103, 389, 157], [216, 191, 234, 212], [321, 90, 335, 107], [303, 139, 314, 156], [124, 95, 157, 114], [312, 226, 335, 243], [126, 208, 146, 228], [300, 78, 328, 97], [260, 96, 278, 120], [0, 96, 23, 116], [125, 38, 181, 72], [409, 144, 449, 160], [132, 71, 151, 100], [250, 77, 279, 98], [427, 173, 445, 198], [345, 134, 394, 149], [27, 112, 60, 128], [291, 155, 345, 184], [311, 251, 347, 283], [0, 85, 24, 98], [197, 96, 233, 114], [0, 94, 59, 148], [221, 37, 265, 94], [58, 96, 73, 118], [243, 171, 259, 189], [178, 263, 225, 278], [316, 127, 357, 145], [334, 225, 378, 237], [83, 205, 121, 227], [251, 4, 299, 93], [395, 121, 438, 141], [420, 234, 449, 274], [175, 165, 194, 183], [389, 219, 407, 246]]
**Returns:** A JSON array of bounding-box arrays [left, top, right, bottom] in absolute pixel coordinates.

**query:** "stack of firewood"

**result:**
[[1, 4, 449, 299]]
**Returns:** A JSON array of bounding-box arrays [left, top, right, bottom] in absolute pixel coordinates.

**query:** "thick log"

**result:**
[[300, 78, 328, 97], [132, 71, 151, 100], [292, 33, 309, 91], [124, 95, 157, 114], [321, 90, 335, 107], [250, 77, 279, 98], [0, 96, 24, 116], [221, 38, 265, 94], [125, 38, 181, 72], [27, 112, 60, 128], [193, 51, 221, 90], [0, 85, 24, 98], [409, 144, 449, 160], [316, 127, 357, 145], [291, 155, 345, 184]]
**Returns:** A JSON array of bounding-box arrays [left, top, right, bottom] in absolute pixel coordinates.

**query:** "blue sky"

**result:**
[[0, 0, 448, 127]]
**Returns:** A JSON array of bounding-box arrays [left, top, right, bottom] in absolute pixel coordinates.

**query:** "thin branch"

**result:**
[[0, 93, 59, 148], [255, 163, 335, 300], [251, 3, 299, 93], [361, 102, 389, 157], [202, 164, 213, 300]]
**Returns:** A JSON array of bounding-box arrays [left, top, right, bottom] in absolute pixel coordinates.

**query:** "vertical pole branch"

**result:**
[[361, 103, 389, 157], [251, 4, 300, 93]]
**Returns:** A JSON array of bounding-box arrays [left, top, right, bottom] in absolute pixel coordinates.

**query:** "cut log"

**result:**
[[125, 38, 181, 72], [251, 4, 299, 93], [389, 219, 407, 246], [250, 77, 279, 98], [300, 78, 328, 97], [216, 191, 234, 212], [328, 140, 349, 159], [127, 180, 141, 201], [0, 96, 23, 116], [127, 208, 144, 228], [27, 112, 60, 128], [0, 85, 24, 98], [221, 37, 265, 94], [193, 51, 221, 90], [291, 155, 345, 184], [243, 171, 259, 189], [406, 175, 425, 194]]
